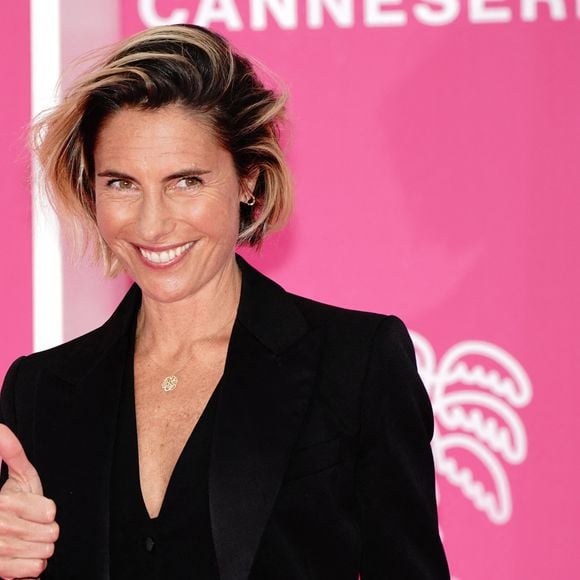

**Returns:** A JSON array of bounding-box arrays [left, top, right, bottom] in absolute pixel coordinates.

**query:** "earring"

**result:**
[[243, 194, 256, 206]]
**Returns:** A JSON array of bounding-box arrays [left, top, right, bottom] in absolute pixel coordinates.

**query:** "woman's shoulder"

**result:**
[[283, 292, 418, 391], [288, 291, 411, 344], [3, 324, 118, 389], [279, 292, 425, 439], [239, 255, 413, 354], [4, 284, 140, 384]]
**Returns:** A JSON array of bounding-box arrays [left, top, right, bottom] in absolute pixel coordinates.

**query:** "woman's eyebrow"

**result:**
[[96, 169, 211, 181], [163, 169, 211, 181], [96, 170, 134, 180]]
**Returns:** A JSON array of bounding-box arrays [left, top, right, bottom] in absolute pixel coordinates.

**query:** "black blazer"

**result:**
[[0, 256, 449, 579]]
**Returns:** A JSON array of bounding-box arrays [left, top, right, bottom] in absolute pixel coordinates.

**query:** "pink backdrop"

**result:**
[[2, 1, 580, 578], [0, 1, 32, 375]]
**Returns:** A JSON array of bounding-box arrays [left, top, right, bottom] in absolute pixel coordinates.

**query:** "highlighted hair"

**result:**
[[32, 24, 292, 275]]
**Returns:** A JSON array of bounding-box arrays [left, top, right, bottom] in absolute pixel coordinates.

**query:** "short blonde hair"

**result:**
[[33, 24, 292, 275]]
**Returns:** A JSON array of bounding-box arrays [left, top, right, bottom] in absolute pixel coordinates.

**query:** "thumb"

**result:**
[[0, 424, 43, 495]]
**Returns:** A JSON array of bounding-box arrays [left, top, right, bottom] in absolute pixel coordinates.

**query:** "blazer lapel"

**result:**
[[209, 256, 321, 580], [32, 286, 140, 579]]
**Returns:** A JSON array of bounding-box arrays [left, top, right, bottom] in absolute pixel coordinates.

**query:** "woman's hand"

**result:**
[[0, 425, 59, 579]]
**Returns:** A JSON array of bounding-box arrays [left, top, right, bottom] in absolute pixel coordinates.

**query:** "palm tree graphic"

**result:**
[[411, 332, 532, 525]]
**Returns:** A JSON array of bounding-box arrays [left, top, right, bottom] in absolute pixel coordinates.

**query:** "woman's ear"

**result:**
[[239, 169, 259, 204]]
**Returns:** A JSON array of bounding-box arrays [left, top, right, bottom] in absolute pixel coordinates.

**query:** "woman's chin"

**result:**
[[137, 281, 193, 305], [127, 248, 239, 306], [123, 258, 194, 304]]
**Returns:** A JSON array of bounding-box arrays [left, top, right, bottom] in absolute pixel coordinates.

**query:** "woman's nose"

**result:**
[[136, 191, 175, 242]]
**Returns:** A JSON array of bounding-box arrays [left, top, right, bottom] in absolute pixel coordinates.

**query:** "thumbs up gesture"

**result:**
[[0, 425, 59, 579]]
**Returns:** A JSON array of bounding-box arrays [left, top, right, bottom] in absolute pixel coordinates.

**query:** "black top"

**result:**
[[109, 338, 221, 579], [0, 255, 449, 579]]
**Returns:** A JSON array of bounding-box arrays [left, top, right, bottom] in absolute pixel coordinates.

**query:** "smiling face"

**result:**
[[94, 105, 254, 305]]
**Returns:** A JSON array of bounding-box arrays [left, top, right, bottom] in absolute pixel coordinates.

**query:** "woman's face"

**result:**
[[94, 104, 253, 304]]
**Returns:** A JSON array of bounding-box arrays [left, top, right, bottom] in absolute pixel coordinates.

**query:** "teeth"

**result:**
[[139, 242, 194, 265]]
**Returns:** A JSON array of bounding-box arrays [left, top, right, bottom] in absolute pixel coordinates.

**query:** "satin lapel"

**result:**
[[210, 321, 320, 580], [32, 291, 139, 579]]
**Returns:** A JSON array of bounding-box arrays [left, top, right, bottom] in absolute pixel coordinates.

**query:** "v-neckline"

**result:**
[[127, 373, 223, 522]]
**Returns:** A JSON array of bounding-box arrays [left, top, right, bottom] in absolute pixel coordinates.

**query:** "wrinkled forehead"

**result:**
[[86, 102, 227, 173], [92, 105, 235, 178]]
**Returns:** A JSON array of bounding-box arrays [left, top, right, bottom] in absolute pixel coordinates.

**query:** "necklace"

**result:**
[[144, 313, 237, 392], [147, 357, 191, 392], [161, 375, 178, 392], [159, 369, 184, 393]]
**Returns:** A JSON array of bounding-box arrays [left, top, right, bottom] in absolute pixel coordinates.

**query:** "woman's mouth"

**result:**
[[138, 241, 195, 266]]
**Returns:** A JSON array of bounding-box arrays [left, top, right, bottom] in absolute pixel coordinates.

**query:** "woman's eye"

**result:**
[[175, 176, 202, 189], [107, 179, 135, 190]]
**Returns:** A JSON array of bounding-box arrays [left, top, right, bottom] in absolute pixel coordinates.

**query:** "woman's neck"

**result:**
[[135, 259, 242, 360]]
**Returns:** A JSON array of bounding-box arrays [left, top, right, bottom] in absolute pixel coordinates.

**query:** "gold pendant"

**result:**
[[161, 375, 178, 392]]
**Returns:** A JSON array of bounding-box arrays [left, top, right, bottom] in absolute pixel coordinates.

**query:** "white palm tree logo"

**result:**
[[410, 332, 533, 525]]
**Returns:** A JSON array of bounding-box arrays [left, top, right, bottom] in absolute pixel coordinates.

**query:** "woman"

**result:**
[[0, 25, 449, 579]]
